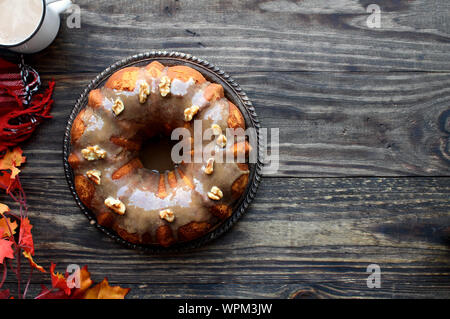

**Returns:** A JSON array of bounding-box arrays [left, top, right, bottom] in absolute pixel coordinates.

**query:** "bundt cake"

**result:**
[[68, 61, 251, 247]]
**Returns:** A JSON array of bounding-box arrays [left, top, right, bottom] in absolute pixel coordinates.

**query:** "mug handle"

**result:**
[[46, 0, 72, 15]]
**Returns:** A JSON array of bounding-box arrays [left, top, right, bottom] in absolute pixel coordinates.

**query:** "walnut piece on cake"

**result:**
[[204, 158, 215, 175], [112, 98, 124, 115], [159, 209, 175, 223], [159, 75, 171, 97], [81, 145, 106, 161], [104, 197, 126, 215], [216, 134, 227, 148], [208, 186, 223, 201], [139, 82, 150, 103], [86, 169, 101, 185]]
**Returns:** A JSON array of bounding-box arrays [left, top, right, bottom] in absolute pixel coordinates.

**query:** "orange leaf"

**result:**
[[0, 216, 18, 238], [0, 171, 13, 191], [23, 251, 46, 273], [18, 217, 34, 255], [0, 147, 26, 171], [0, 147, 26, 192], [83, 278, 130, 299], [0, 238, 14, 264], [0, 204, 9, 215], [50, 263, 71, 295], [70, 266, 94, 298]]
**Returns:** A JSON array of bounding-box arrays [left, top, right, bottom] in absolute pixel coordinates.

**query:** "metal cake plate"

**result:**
[[63, 51, 264, 253]]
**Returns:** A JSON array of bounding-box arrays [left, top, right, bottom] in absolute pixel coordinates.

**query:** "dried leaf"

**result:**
[[18, 217, 34, 255], [83, 278, 130, 299], [35, 285, 68, 299], [0, 147, 26, 170], [70, 265, 94, 298], [0, 147, 26, 192], [0, 216, 18, 238], [50, 263, 71, 295], [23, 251, 46, 273], [0, 203, 9, 215], [0, 238, 14, 264]]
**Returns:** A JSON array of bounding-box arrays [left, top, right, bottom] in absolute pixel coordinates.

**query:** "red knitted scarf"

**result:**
[[0, 57, 54, 154]]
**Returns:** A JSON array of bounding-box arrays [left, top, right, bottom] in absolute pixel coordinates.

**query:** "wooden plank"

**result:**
[[8, 281, 450, 299], [2, 0, 450, 73], [2, 176, 449, 298], [17, 71, 450, 177]]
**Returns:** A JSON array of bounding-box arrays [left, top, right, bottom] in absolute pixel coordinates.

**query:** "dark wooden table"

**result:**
[[1, 0, 449, 298]]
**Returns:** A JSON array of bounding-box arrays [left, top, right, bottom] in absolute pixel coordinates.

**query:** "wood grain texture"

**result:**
[[3, 177, 450, 298], [0, 0, 449, 298], [15, 71, 450, 177], [9, 0, 450, 74]]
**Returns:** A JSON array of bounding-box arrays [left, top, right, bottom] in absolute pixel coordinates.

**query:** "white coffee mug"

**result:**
[[1, 0, 72, 54]]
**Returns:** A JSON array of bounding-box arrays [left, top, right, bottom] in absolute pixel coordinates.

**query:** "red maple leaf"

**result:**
[[0, 147, 26, 192], [18, 217, 34, 255], [0, 238, 14, 264], [50, 263, 71, 295]]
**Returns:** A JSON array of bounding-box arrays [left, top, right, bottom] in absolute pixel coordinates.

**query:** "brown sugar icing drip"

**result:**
[[70, 63, 249, 245]]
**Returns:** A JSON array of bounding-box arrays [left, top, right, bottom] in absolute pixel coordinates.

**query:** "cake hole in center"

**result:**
[[139, 135, 178, 173]]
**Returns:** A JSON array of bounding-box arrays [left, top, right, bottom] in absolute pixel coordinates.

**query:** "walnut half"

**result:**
[[207, 186, 223, 201], [204, 158, 214, 175], [184, 105, 200, 122], [112, 98, 124, 116], [159, 75, 171, 97], [159, 209, 175, 223], [139, 82, 150, 104], [104, 197, 126, 215], [216, 134, 227, 148], [81, 145, 106, 161], [86, 169, 101, 185]]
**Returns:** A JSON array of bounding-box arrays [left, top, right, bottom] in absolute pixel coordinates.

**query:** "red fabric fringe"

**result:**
[[0, 58, 54, 154]]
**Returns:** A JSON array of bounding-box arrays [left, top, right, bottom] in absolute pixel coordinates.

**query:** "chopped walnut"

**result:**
[[211, 124, 222, 136], [159, 75, 171, 97], [159, 209, 175, 223], [216, 134, 227, 148], [207, 186, 223, 201], [184, 105, 200, 122], [104, 197, 126, 215], [81, 145, 106, 161], [139, 82, 150, 103], [204, 158, 215, 175], [86, 169, 101, 185], [112, 98, 124, 116]]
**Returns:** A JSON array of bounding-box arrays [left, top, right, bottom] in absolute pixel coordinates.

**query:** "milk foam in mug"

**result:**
[[0, 0, 72, 53]]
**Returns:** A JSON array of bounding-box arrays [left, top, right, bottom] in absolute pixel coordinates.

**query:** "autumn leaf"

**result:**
[[70, 265, 94, 299], [0, 238, 14, 264], [0, 147, 26, 192], [0, 216, 18, 238], [50, 263, 71, 295], [35, 285, 68, 299], [83, 278, 130, 299], [0, 147, 26, 171], [23, 251, 46, 273], [18, 217, 34, 255], [0, 203, 9, 215]]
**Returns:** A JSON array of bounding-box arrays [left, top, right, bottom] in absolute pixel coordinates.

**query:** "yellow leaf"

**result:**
[[0, 204, 9, 216], [83, 278, 130, 299], [0, 216, 18, 238], [0, 147, 26, 171], [23, 251, 46, 273]]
